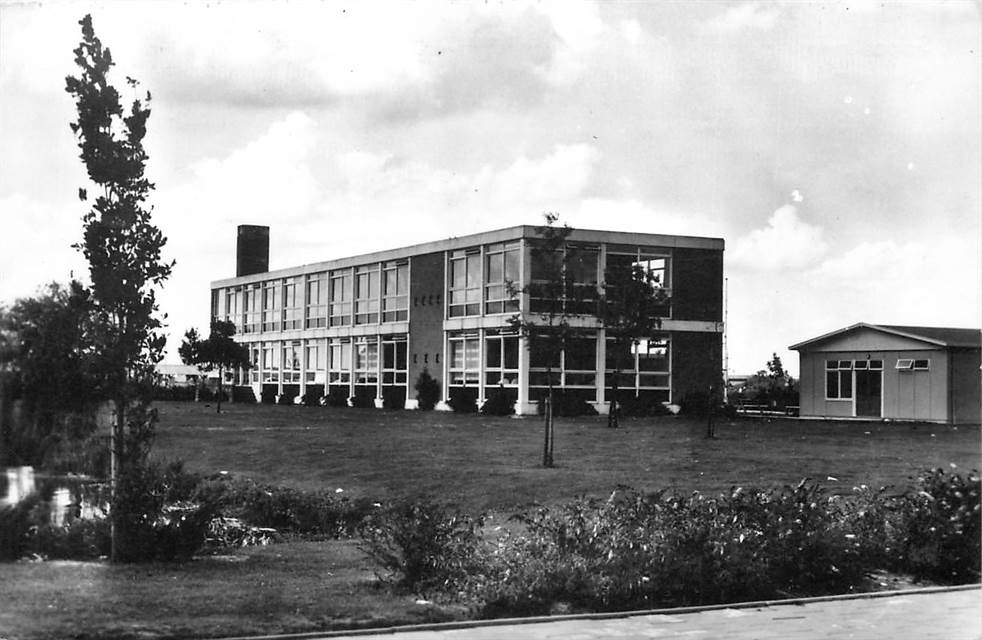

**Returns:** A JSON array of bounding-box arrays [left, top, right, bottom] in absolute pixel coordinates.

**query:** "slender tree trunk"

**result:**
[[542, 389, 551, 467], [608, 372, 620, 429], [216, 365, 223, 414], [110, 397, 124, 562], [705, 384, 716, 439]]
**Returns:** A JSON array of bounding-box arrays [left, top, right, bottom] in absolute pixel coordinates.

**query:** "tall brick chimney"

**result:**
[[236, 225, 269, 277]]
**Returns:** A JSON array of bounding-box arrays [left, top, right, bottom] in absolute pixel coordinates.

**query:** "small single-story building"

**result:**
[[790, 324, 980, 424]]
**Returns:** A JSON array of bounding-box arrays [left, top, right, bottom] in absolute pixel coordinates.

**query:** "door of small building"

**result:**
[[854, 362, 882, 417]]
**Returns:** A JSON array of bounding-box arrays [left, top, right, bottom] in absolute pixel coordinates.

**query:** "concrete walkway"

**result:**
[[231, 586, 981, 640]]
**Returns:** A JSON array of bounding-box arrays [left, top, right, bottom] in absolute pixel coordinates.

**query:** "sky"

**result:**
[[0, 0, 979, 377]]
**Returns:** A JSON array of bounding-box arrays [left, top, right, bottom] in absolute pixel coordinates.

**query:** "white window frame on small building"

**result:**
[[826, 359, 853, 400]]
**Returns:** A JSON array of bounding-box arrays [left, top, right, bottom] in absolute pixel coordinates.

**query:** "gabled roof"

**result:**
[[789, 323, 981, 351]]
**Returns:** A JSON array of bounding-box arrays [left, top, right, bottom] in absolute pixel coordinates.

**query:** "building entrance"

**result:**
[[855, 370, 882, 417]]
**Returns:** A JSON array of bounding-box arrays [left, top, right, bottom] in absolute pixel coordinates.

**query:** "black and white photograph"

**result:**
[[0, 1, 979, 639]]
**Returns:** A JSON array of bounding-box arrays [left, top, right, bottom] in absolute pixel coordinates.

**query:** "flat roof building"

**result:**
[[209, 225, 725, 414]]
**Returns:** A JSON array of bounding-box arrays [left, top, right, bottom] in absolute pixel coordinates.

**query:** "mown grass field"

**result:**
[[1, 401, 979, 640], [152, 401, 980, 510]]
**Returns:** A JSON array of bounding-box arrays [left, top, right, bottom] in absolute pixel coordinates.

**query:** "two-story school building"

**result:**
[[209, 225, 725, 414]]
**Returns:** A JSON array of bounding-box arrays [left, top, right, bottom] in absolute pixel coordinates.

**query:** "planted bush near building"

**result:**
[[355, 470, 981, 617]]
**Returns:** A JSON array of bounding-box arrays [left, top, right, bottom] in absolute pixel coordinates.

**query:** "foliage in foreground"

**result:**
[[357, 469, 981, 616]]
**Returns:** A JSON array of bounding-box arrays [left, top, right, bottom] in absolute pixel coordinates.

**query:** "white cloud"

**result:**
[[704, 3, 779, 33], [729, 205, 828, 271], [0, 194, 88, 304]]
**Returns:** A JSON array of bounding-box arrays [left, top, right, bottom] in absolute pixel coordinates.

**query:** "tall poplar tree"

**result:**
[[65, 14, 173, 561]]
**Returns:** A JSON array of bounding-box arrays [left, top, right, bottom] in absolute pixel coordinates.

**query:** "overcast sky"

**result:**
[[1, 0, 979, 376]]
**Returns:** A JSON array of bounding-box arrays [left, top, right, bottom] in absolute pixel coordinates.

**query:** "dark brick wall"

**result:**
[[672, 248, 723, 322], [408, 252, 445, 399], [672, 331, 723, 404]]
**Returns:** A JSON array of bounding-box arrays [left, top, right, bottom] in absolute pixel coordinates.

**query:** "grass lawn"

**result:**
[[2, 402, 979, 640], [152, 401, 980, 510]]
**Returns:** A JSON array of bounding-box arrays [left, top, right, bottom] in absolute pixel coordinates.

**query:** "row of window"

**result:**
[[245, 336, 408, 386], [446, 331, 670, 393], [214, 242, 675, 331], [825, 358, 931, 400], [215, 261, 410, 334]]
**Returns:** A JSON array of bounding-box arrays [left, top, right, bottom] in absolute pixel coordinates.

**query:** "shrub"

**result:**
[[359, 500, 484, 596], [448, 387, 478, 413], [382, 386, 406, 410], [890, 468, 981, 583], [536, 390, 597, 417], [350, 391, 377, 409], [481, 387, 515, 416], [112, 460, 215, 563], [301, 389, 323, 407], [617, 395, 672, 417], [198, 477, 377, 538], [30, 516, 111, 560], [324, 387, 349, 408], [0, 493, 40, 561], [414, 369, 440, 411]]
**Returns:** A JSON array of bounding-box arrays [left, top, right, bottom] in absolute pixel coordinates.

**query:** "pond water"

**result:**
[[1, 466, 108, 525]]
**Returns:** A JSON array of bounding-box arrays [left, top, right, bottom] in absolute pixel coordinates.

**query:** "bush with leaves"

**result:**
[[890, 468, 981, 583], [323, 387, 350, 408], [448, 388, 479, 413], [480, 387, 516, 416], [358, 500, 485, 596], [414, 369, 440, 411], [197, 476, 377, 538]]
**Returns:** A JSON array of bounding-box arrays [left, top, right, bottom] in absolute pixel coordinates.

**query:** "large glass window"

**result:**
[[605, 336, 671, 398], [282, 340, 302, 382], [529, 333, 597, 389], [566, 245, 599, 315], [355, 265, 380, 325], [449, 249, 481, 317], [250, 345, 260, 383], [329, 269, 352, 327], [448, 332, 480, 386], [305, 273, 328, 329], [282, 277, 302, 330], [382, 261, 409, 322], [261, 342, 280, 383], [305, 339, 326, 384], [485, 331, 519, 387], [485, 242, 520, 314], [262, 282, 280, 332], [244, 285, 261, 334], [354, 338, 379, 383], [826, 360, 853, 400], [528, 244, 599, 315], [225, 287, 244, 332], [381, 336, 408, 385], [605, 248, 672, 318], [328, 339, 351, 384]]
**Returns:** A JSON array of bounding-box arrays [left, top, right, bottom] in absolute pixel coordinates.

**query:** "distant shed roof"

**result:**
[[789, 323, 981, 351]]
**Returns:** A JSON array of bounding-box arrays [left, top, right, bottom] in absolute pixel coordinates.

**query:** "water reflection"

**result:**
[[1, 466, 107, 526]]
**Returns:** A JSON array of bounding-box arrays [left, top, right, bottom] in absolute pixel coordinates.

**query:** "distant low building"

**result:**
[[157, 363, 205, 388], [790, 324, 980, 424]]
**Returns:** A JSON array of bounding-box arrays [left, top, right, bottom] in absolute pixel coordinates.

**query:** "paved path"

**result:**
[[296, 586, 982, 640]]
